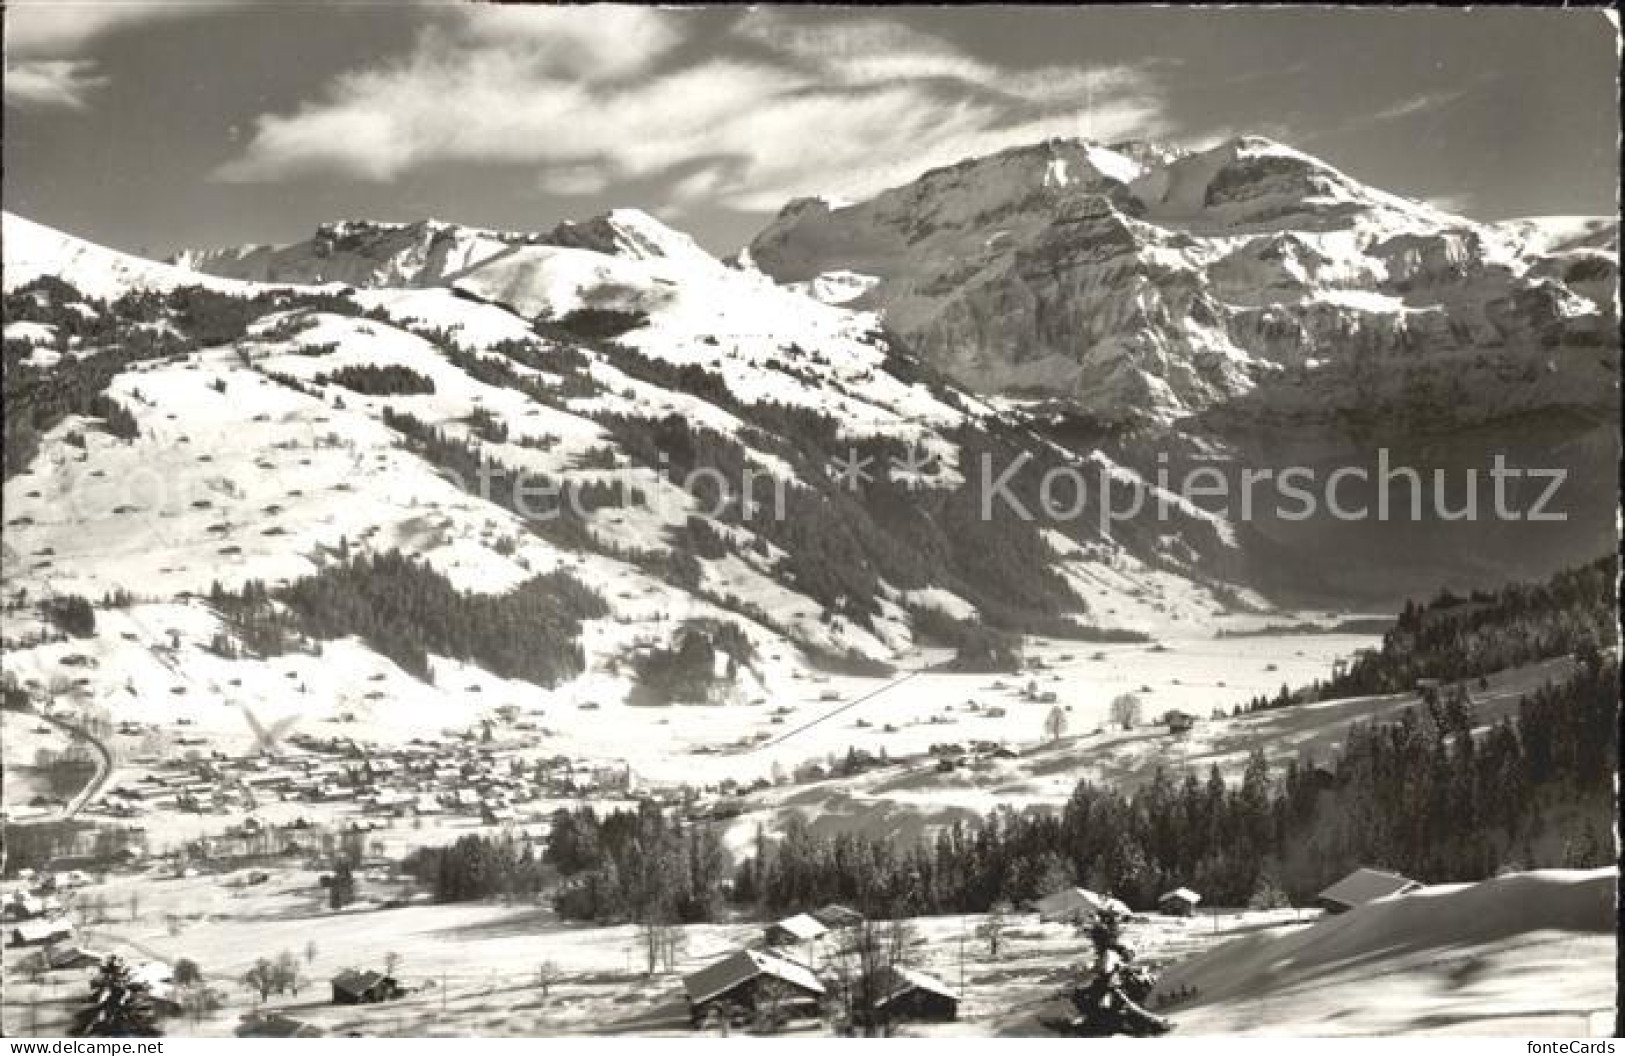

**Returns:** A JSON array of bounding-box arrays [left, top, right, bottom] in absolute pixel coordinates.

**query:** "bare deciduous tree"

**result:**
[[825, 919, 918, 1037], [1110, 693, 1143, 730], [535, 961, 565, 1000], [977, 901, 1012, 959]]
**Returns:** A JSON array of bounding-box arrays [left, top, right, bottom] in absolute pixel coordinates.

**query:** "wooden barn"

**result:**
[[764, 912, 828, 948], [1157, 887, 1202, 917], [237, 1013, 325, 1038], [1317, 867, 1421, 914], [9, 919, 74, 947], [872, 966, 959, 1023], [330, 969, 402, 1005], [1033, 886, 1128, 923], [810, 904, 865, 931], [683, 949, 825, 1028]]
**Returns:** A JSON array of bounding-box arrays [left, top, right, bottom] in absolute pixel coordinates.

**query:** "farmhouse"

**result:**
[[872, 966, 959, 1023], [1033, 887, 1126, 923], [237, 1013, 326, 1038], [10, 918, 74, 947], [46, 945, 107, 970], [1165, 711, 1197, 735], [331, 969, 403, 1005], [683, 949, 825, 1027], [810, 904, 865, 930], [131, 961, 183, 1016], [1157, 888, 1202, 917], [765, 913, 828, 947], [1317, 867, 1422, 914], [2, 891, 59, 920]]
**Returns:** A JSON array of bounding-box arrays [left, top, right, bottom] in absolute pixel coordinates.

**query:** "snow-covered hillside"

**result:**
[[1152, 867, 1616, 1035], [3, 209, 1255, 774], [745, 135, 1618, 426]]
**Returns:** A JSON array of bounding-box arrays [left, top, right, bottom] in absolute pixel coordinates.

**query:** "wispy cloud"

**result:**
[[1369, 89, 1468, 124], [214, 7, 1173, 212], [4, 0, 243, 110], [1301, 78, 1489, 145], [4, 58, 109, 111]]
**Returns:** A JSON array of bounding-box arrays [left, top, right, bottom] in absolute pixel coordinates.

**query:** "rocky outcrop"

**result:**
[[745, 135, 1619, 429]]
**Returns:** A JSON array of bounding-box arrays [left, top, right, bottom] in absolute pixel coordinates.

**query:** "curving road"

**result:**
[[4, 705, 115, 824]]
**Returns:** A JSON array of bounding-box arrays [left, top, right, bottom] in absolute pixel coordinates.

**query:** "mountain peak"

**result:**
[[543, 208, 715, 266]]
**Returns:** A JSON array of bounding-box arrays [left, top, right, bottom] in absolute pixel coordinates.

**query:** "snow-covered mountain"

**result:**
[[4, 208, 1264, 763], [745, 135, 1618, 428]]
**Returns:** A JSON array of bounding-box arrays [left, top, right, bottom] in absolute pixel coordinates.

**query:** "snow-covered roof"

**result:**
[[1035, 886, 1131, 919], [768, 913, 828, 942], [876, 966, 959, 1005], [1318, 867, 1421, 909], [683, 949, 825, 1005], [1159, 887, 1202, 905], [11, 918, 74, 942]]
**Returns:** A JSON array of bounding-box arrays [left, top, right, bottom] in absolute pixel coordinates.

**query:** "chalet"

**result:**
[[1157, 888, 1202, 917], [1033, 887, 1128, 923], [131, 962, 183, 1016], [237, 1013, 325, 1038], [764, 913, 828, 947], [3, 892, 59, 920], [684, 949, 825, 1028], [1165, 711, 1197, 735], [46, 945, 107, 970], [809, 904, 865, 931], [331, 969, 402, 1005], [1317, 868, 1421, 914], [369, 791, 414, 815], [481, 803, 517, 825], [872, 966, 959, 1023], [10, 918, 74, 947]]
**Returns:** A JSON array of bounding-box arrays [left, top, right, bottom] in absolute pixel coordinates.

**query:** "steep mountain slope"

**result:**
[[4, 211, 1262, 770], [745, 135, 1617, 427]]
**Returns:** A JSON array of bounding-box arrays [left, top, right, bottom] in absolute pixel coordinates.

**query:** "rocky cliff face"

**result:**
[[745, 135, 1618, 429]]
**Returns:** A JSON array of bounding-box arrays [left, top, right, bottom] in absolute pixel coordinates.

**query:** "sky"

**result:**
[[3, 3, 1619, 258]]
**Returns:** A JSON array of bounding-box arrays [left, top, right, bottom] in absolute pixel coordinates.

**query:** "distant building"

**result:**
[[765, 913, 828, 947], [809, 904, 865, 931], [10, 919, 74, 947], [1033, 887, 1127, 923], [2, 892, 58, 921], [1164, 711, 1197, 735], [683, 949, 825, 1028], [1157, 888, 1202, 917], [330, 969, 402, 1005], [46, 945, 106, 970], [237, 1013, 325, 1038], [871, 966, 959, 1023], [1316, 868, 1421, 914]]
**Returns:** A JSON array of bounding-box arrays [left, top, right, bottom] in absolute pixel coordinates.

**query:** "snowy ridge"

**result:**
[[5, 212, 259, 300], [746, 135, 1619, 425]]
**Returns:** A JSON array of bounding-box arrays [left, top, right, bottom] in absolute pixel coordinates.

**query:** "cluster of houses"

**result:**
[[95, 735, 635, 825], [1029, 866, 1421, 925], [682, 904, 960, 1031], [4, 868, 94, 949]]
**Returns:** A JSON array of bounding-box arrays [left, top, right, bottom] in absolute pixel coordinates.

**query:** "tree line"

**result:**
[[209, 549, 606, 687]]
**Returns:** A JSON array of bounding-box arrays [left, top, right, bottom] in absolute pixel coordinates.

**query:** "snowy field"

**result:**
[[2, 863, 1610, 1038]]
